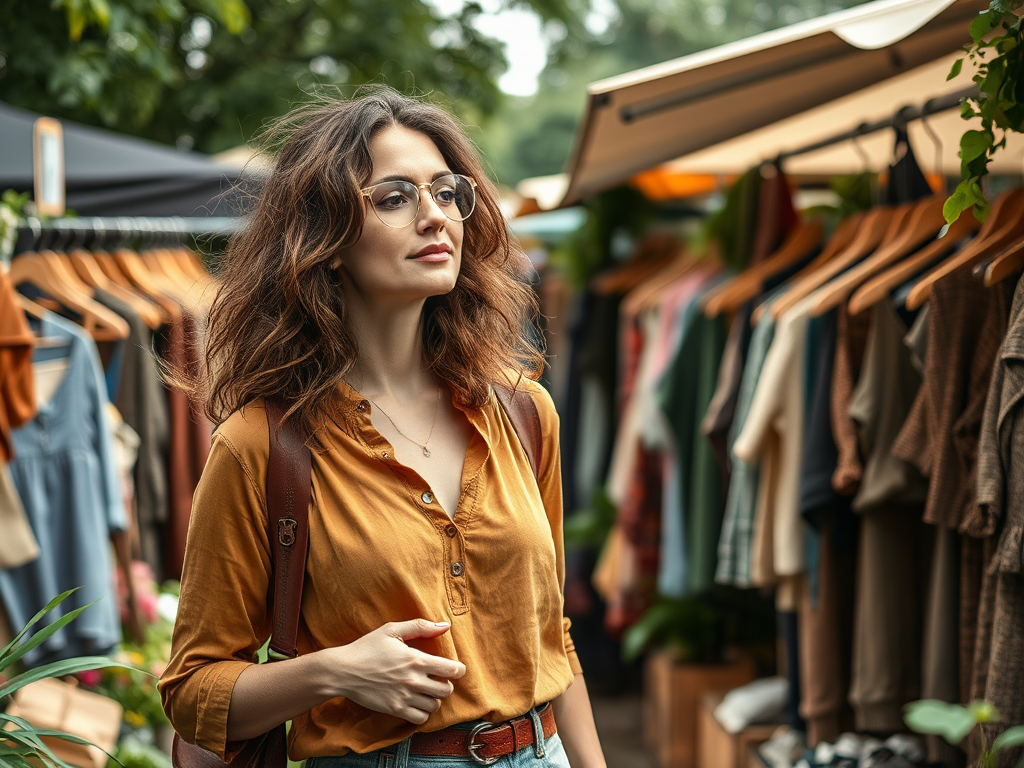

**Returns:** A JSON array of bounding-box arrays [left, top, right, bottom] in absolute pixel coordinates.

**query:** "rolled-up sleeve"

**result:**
[[159, 427, 273, 760]]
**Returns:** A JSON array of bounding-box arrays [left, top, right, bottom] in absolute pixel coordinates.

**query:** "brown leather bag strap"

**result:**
[[264, 399, 311, 661], [493, 384, 543, 484]]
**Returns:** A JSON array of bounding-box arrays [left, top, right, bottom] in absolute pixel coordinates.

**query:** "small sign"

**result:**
[[33, 117, 65, 217]]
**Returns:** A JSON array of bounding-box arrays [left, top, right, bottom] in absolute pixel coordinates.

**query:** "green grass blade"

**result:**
[[0, 590, 79, 669], [0, 742, 35, 757], [0, 600, 98, 672], [0, 723, 78, 768], [0, 657, 136, 700]]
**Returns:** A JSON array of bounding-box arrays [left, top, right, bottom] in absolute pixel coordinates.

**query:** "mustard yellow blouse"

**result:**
[[159, 379, 581, 760]]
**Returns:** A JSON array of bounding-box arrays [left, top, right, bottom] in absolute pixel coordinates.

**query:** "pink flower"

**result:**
[[77, 669, 102, 688], [117, 561, 160, 627]]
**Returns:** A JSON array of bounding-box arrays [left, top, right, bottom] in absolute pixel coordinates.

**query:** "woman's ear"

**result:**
[[329, 255, 342, 270]]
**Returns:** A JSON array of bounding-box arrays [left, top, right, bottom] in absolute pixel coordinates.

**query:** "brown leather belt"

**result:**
[[405, 704, 556, 765]]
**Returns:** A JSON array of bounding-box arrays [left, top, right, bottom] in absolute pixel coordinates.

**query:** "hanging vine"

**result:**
[[945, 0, 1024, 223]]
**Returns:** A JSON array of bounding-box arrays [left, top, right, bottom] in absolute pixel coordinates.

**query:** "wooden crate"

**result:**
[[643, 651, 758, 768], [697, 692, 779, 768]]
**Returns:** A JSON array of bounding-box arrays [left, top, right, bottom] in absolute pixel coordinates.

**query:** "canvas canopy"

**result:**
[[0, 102, 259, 217], [562, 0, 989, 204]]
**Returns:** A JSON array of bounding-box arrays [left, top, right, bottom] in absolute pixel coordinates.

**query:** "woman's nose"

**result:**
[[417, 188, 447, 230]]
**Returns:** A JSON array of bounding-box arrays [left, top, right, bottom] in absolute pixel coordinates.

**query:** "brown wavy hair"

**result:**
[[191, 87, 542, 440]]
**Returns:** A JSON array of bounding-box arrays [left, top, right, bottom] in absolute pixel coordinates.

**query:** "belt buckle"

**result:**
[[467, 722, 500, 765]]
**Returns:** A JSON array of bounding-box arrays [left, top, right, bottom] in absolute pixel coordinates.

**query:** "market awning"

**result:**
[[661, 53, 1024, 177], [0, 102, 262, 217], [562, 0, 987, 204]]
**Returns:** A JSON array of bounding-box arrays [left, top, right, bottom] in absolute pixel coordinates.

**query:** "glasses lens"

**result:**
[[368, 181, 420, 228], [430, 174, 476, 222]]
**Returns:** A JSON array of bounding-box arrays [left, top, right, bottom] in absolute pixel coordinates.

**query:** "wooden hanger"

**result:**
[[981, 234, 1024, 286], [16, 294, 70, 348], [702, 220, 822, 317], [767, 205, 898, 320], [67, 248, 164, 330], [8, 253, 130, 341], [809, 195, 947, 317], [591, 233, 680, 295], [110, 247, 184, 320], [847, 211, 981, 315], [16, 292, 48, 320], [904, 187, 1024, 310], [750, 212, 864, 326], [622, 248, 704, 315]]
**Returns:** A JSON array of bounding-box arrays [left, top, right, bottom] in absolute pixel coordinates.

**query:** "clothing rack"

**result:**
[[25, 216, 242, 238], [774, 85, 978, 163], [3, 215, 242, 266]]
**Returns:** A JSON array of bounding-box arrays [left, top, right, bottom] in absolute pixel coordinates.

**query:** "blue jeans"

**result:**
[[307, 707, 570, 768]]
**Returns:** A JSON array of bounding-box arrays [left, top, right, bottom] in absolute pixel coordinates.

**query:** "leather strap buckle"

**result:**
[[467, 722, 501, 765]]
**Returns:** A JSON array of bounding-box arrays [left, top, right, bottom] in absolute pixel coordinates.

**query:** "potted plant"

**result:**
[[0, 589, 139, 768], [905, 700, 1024, 768], [625, 588, 775, 768]]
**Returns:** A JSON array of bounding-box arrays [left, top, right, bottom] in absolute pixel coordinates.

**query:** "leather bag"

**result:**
[[6, 677, 123, 768], [171, 399, 310, 768], [171, 387, 541, 768]]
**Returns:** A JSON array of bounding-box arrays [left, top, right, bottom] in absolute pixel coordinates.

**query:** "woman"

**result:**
[[159, 88, 607, 768]]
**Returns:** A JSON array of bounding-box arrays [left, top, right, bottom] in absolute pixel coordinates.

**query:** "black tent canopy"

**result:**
[[0, 102, 262, 217]]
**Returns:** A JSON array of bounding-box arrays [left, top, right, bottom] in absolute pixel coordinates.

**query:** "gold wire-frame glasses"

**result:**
[[360, 173, 478, 229]]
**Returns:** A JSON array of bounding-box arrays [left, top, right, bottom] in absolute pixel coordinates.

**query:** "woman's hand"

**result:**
[[322, 619, 467, 724]]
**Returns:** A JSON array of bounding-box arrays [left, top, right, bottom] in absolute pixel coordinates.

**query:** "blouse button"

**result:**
[[421, 491, 434, 504], [444, 524, 457, 538], [382, 451, 390, 460], [450, 562, 464, 577]]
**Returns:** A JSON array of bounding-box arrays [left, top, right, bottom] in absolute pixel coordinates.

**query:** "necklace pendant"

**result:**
[[422, 446, 431, 458]]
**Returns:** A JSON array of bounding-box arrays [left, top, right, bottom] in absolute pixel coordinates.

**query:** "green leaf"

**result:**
[[904, 700, 978, 745], [960, 129, 993, 163], [949, 57, 965, 80], [0, 589, 79, 670], [990, 0, 1024, 17], [89, 0, 110, 30], [995, 726, 1024, 751], [0, 721, 79, 768], [208, 0, 250, 34], [972, 10, 997, 42], [0, 657, 135, 700], [0, 600, 98, 672], [622, 603, 677, 662]]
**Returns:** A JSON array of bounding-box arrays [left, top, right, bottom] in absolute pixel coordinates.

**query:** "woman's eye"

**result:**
[[434, 187, 457, 204], [377, 192, 411, 209]]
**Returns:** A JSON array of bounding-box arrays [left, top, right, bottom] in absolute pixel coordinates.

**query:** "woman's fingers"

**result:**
[[413, 650, 466, 681], [412, 676, 455, 699]]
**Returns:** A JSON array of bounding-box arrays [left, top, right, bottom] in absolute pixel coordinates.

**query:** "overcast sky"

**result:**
[[425, 0, 617, 96]]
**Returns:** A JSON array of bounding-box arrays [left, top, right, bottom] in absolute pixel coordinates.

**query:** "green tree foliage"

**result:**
[[0, 0, 588, 154], [481, 0, 873, 185], [942, 0, 1024, 223]]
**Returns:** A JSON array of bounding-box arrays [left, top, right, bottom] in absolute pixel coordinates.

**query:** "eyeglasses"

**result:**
[[360, 173, 478, 229]]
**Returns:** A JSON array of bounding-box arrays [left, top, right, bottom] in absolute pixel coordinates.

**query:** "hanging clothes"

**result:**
[[95, 289, 170, 574], [715, 305, 779, 587], [0, 269, 37, 463], [845, 300, 930, 733], [161, 309, 214, 580], [965, 275, 1024, 768], [0, 312, 127, 664]]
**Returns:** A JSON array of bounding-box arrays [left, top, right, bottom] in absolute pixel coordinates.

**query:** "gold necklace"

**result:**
[[362, 386, 441, 458]]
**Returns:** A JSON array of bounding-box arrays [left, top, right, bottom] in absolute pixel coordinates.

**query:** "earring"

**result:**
[[329, 256, 342, 269]]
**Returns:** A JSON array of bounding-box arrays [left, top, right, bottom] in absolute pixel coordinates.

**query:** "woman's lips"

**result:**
[[409, 244, 451, 261]]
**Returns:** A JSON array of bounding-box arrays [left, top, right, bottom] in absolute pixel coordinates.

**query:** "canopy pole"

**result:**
[[774, 85, 977, 163]]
